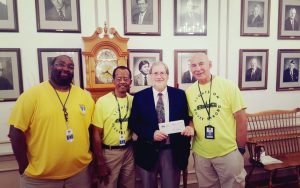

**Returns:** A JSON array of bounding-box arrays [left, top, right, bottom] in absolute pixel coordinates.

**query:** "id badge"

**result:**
[[119, 134, 126, 146], [205, 125, 215, 139], [66, 129, 74, 142]]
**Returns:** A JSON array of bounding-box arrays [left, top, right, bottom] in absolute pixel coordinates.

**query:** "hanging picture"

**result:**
[[174, 0, 207, 36], [278, 0, 300, 39], [128, 49, 162, 93], [240, 0, 270, 36], [0, 0, 18, 32], [174, 49, 207, 90], [276, 49, 300, 91], [238, 49, 268, 90], [0, 48, 23, 101], [123, 0, 161, 35], [35, 0, 81, 33]]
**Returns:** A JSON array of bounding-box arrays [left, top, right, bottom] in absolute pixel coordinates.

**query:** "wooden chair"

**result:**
[[246, 108, 300, 187]]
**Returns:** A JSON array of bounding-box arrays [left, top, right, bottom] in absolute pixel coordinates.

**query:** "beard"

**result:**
[[51, 69, 74, 86]]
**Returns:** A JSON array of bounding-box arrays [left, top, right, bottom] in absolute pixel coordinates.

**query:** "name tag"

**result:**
[[66, 129, 74, 142], [159, 120, 185, 134]]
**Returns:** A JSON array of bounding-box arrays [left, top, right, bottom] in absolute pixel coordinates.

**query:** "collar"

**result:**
[[152, 87, 168, 96]]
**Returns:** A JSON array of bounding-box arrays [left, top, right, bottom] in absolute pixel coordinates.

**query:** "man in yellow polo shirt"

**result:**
[[185, 53, 247, 188], [92, 66, 135, 188], [8, 55, 95, 188]]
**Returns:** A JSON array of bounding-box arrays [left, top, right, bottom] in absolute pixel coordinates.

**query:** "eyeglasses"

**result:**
[[151, 72, 167, 76], [114, 77, 130, 82], [54, 63, 74, 70]]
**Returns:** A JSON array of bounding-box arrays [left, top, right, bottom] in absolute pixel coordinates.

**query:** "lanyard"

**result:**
[[113, 93, 129, 131], [197, 75, 212, 121], [50, 82, 71, 126]]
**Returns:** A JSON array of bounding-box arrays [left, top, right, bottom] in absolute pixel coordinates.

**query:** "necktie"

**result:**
[[156, 93, 165, 123], [144, 75, 148, 85], [290, 70, 294, 80], [58, 9, 65, 21], [291, 19, 294, 30], [138, 13, 143, 24]]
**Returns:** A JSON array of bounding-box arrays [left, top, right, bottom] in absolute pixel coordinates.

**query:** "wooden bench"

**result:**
[[246, 108, 300, 187]]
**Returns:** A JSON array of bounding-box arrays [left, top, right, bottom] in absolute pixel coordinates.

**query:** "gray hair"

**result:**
[[149, 62, 169, 75]]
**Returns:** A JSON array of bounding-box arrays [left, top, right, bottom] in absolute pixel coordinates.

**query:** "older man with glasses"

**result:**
[[129, 62, 193, 188]]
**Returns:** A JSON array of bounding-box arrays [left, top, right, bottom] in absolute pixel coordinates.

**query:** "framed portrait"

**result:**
[[278, 0, 300, 39], [276, 49, 300, 91], [0, 48, 23, 101], [37, 48, 83, 88], [35, 0, 81, 33], [128, 49, 162, 93], [174, 0, 207, 36], [123, 0, 161, 35], [238, 49, 268, 90], [174, 49, 207, 90], [0, 0, 18, 32], [240, 0, 270, 36]]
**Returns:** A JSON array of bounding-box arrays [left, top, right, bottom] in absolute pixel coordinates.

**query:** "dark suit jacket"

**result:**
[[245, 68, 262, 81], [45, 4, 72, 21], [134, 73, 151, 86], [132, 10, 153, 25], [248, 15, 263, 27], [284, 18, 300, 31], [182, 71, 196, 83], [129, 86, 191, 171], [0, 76, 13, 90], [283, 68, 299, 82]]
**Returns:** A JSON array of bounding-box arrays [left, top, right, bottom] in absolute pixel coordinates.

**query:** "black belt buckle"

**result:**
[[103, 140, 132, 150]]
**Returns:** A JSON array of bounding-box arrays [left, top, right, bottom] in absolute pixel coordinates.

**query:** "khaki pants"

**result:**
[[20, 166, 91, 188], [99, 146, 135, 188], [193, 149, 246, 188]]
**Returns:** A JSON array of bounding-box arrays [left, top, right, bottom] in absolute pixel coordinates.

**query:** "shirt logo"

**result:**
[[79, 104, 86, 114]]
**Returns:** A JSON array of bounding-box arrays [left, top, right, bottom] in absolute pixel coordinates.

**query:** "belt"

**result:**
[[102, 140, 132, 150]]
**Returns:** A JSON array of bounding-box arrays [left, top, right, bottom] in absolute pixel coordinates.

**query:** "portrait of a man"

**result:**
[[0, 0, 8, 20], [179, 0, 202, 32], [283, 59, 299, 82], [245, 56, 262, 82], [131, 0, 153, 25], [0, 58, 13, 90], [284, 6, 300, 31], [133, 58, 153, 86], [181, 57, 196, 83], [247, 2, 264, 27], [45, 0, 72, 21]]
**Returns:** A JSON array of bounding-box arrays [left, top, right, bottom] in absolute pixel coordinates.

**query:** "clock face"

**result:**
[[95, 49, 117, 84]]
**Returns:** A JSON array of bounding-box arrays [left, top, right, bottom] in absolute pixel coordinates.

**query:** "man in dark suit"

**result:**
[[0, 1, 8, 20], [132, 0, 153, 25], [245, 57, 262, 81], [182, 70, 196, 83], [284, 7, 299, 31], [45, 0, 72, 21], [129, 62, 193, 188], [247, 4, 264, 27], [134, 60, 151, 86], [283, 60, 299, 82]]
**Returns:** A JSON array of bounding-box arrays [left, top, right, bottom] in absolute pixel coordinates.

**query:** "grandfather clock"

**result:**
[[82, 26, 129, 101]]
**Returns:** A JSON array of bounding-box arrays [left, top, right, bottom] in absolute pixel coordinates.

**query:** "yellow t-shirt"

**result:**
[[8, 82, 95, 179], [186, 76, 246, 158], [92, 92, 133, 146]]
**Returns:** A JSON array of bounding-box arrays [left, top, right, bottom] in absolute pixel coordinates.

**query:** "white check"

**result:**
[[159, 120, 185, 134]]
